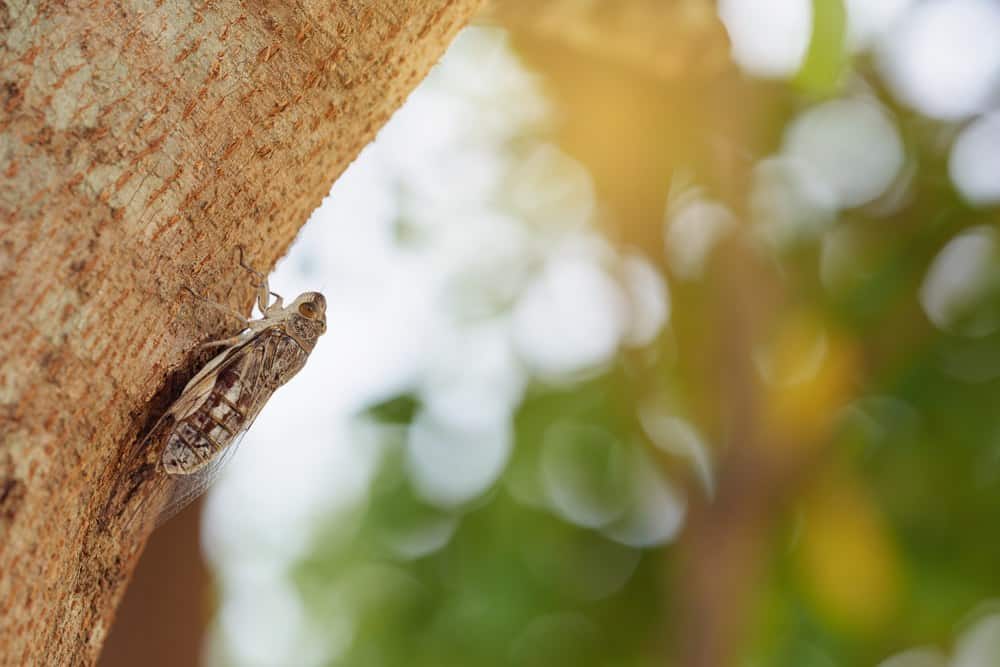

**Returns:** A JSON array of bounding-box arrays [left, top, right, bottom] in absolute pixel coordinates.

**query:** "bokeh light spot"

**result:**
[[512, 256, 628, 379], [920, 226, 1000, 338], [541, 422, 631, 529], [718, 0, 812, 77], [506, 143, 596, 232], [407, 410, 512, 508], [783, 98, 904, 209], [755, 312, 829, 387], [603, 449, 687, 548], [752, 155, 837, 247], [638, 409, 714, 498], [843, 0, 916, 50], [419, 319, 526, 431], [879, 0, 1000, 119], [954, 613, 1000, 667], [219, 579, 308, 667], [379, 510, 458, 561], [877, 648, 949, 667], [665, 196, 736, 280], [950, 112, 1000, 206], [762, 315, 859, 445], [621, 254, 671, 347]]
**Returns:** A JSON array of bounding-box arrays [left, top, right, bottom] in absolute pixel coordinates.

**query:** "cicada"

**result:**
[[107, 249, 326, 529]]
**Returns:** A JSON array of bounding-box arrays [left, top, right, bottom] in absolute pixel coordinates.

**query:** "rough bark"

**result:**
[[0, 0, 481, 663]]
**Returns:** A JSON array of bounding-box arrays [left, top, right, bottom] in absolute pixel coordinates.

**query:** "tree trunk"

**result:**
[[0, 1, 481, 663]]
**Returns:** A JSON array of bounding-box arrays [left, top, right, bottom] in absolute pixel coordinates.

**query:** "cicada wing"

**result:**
[[103, 411, 175, 534], [107, 341, 256, 532], [155, 424, 254, 527], [167, 337, 254, 422], [155, 334, 279, 525], [151, 329, 307, 528]]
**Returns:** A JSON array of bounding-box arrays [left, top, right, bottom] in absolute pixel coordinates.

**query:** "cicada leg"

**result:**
[[196, 333, 246, 353], [182, 286, 248, 326], [235, 245, 283, 312]]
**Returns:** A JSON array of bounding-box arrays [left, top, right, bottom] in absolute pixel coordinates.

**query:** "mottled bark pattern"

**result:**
[[0, 0, 482, 664]]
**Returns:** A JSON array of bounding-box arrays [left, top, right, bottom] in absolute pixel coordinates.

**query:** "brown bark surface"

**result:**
[[0, 1, 481, 663]]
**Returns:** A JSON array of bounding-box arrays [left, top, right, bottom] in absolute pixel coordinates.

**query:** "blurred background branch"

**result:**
[[476, 0, 731, 82]]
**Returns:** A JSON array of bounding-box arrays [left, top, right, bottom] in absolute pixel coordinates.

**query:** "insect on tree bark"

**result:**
[[0, 1, 483, 662], [105, 248, 327, 529]]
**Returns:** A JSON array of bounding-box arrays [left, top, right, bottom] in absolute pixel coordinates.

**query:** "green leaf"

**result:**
[[365, 394, 421, 425]]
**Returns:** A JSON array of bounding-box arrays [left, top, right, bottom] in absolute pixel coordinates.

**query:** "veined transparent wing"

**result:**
[[155, 421, 255, 527], [154, 331, 301, 525]]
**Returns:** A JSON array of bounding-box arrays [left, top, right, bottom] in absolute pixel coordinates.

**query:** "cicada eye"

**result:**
[[298, 301, 318, 319]]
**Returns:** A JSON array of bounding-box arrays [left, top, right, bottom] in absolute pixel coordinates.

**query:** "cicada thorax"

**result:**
[[288, 310, 326, 348], [162, 327, 310, 475]]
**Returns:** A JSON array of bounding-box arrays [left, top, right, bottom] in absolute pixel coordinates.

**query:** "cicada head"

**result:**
[[287, 291, 327, 348]]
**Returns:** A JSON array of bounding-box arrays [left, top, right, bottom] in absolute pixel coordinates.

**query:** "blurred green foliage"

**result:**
[[269, 7, 1000, 667]]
